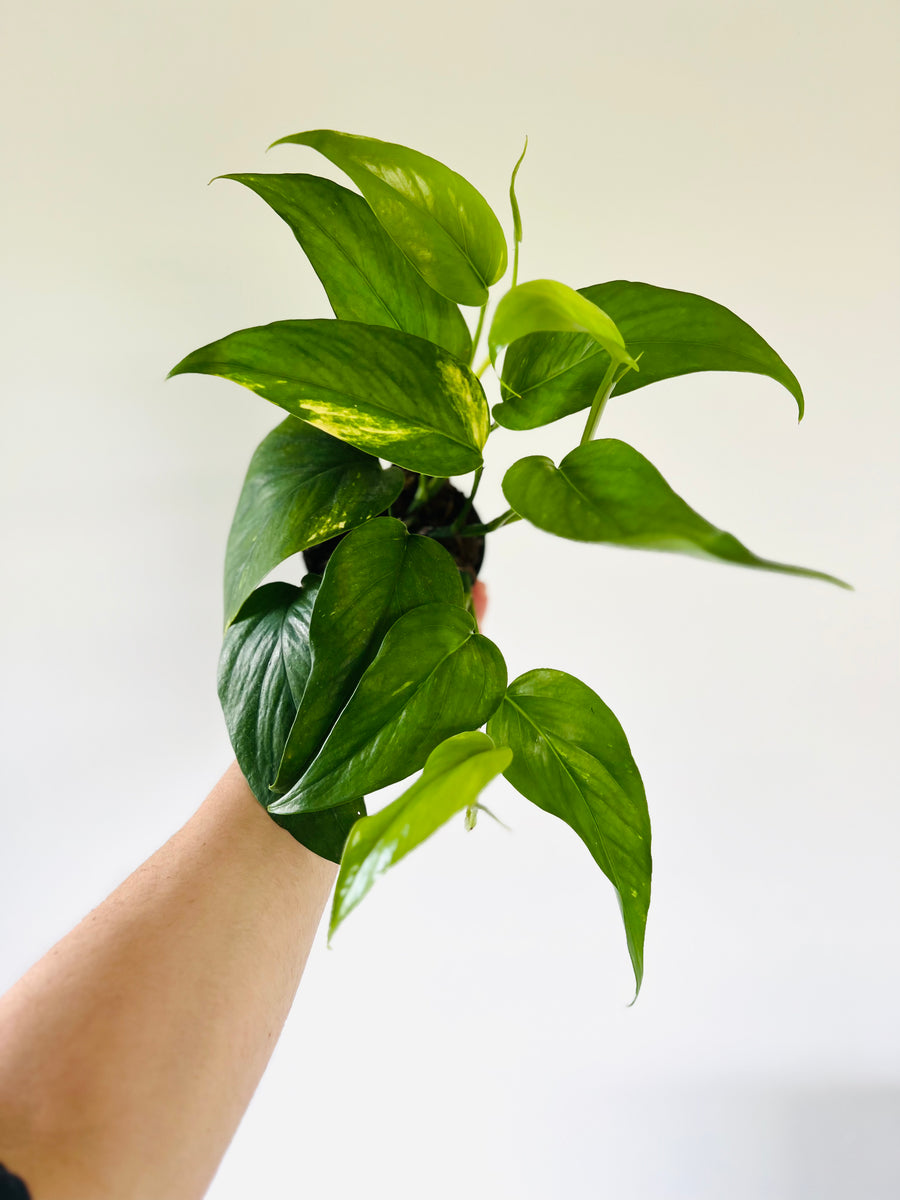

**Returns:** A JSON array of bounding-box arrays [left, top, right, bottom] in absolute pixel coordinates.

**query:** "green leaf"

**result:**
[[503, 439, 850, 587], [217, 580, 364, 862], [488, 279, 637, 373], [496, 280, 804, 430], [329, 731, 512, 939], [224, 418, 403, 629], [271, 129, 507, 306], [509, 138, 527, 247], [486, 669, 650, 996], [219, 173, 472, 361], [169, 319, 489, 476], [272, 517, 465, 792], [269, 602, 507, 816]]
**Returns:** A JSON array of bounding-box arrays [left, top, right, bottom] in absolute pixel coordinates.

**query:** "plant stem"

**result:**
[[579, 359, 619, 446], [469, 303, 487, 369], [474, 354, 491, 378], [407, 474, 446, 513], [452, 466, 484, 532]]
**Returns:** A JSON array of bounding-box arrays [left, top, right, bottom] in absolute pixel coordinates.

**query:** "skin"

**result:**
[[0, 582, 488, 1199]]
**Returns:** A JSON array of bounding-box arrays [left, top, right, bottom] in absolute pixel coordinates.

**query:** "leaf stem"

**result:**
[[452, 465, 484, 532], [474, 355, 491, 378], [579, 360, 620, 446], [469, 303, 488, 369]]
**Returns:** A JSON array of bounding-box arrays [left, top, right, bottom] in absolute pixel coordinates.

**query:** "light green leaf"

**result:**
[[269, 602, 507, 815], [503, 439, 850, 586], [217, 580, 364, 862], [509, 138, 527, 248], [224, 418, 403, 629], [496, 280, 804, 430], [219, 173, 472, 360], [271, 129, 507, 306], [168, 319, 489, 476], [272, 517, 465, 792], [487, 669, 650, 996], [488, 279, 636, 373], [329, 731, 512, 939]]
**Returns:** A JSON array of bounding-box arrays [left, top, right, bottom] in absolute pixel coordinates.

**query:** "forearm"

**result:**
[[0, 762, 336, 1200]]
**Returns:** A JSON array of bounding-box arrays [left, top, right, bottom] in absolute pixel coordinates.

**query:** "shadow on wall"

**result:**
[[538, 1082, 900, 1199]]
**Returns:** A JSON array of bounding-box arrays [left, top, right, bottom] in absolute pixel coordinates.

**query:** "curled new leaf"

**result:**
[[503, 439, 850, 587], [272, 129, 508, 306], [169, 319, 489, 476], [488, 279, 637, 374], [269, 602, 508, 815], [223, 418, 403, 629], [496, 280, 804, 430], [217, 580, 364, 862], [220, 173, 472, 361], [329, 732, 512, 940], [273, 517, 465, 792], [487, 669, 650, 996]]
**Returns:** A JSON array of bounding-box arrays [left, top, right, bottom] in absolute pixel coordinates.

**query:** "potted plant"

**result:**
[[168, 129, 847, 997]]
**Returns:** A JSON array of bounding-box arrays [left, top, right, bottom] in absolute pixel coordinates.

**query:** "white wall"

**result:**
[[2, 1, 898, 1195]]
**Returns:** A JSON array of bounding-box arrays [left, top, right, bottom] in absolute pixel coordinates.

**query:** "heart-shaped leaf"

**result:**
[[169, 319, 488, 476], [220, 173, 472, 361], [269, 603, 507, 815], [496, 279, 804, 429], [487, 669, 650, 996], [272, 517, 465, 792], [488, 279, 637, 372], [329, 731, 512, 940], [271, 129, 507, 306], [503, 439, 850, 586], [218, 580, 364, 862], [224, 418, 403, 629]]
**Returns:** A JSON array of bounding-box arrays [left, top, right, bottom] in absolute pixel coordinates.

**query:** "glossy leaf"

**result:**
[[271, 129, 507, 306], [487, 669, 650, 995], [217, 580, 364, 862], [169, 319, 489, 476], [496, 279, 804, 430], [220, 173, 472, 360], [269, 602, 507, 815], [488, 279, 637, 373], [503, 439, 850, 586], [224, 418, 403, 629], [329, 732, 512, 939], [273, 517, 465, 791]]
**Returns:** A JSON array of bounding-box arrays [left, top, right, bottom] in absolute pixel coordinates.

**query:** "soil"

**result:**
[[302, 471, 485, 582]]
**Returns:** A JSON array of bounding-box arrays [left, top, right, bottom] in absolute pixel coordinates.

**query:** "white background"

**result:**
[[2, 1, 898, 1196]]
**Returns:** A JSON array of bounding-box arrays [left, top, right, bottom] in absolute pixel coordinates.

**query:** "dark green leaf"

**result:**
[[269, 602, 507, 815], [169, 319, 488, 476], [217, 580, 364, 862], [486, 669, 650, 995], [272, 517, 465, 791], [224, 418, 403, 629], [271, 129, 507, 306], [329, 731, 512, 940], [219, 173, 472, 361], [488, 279, 637, 372], [503, 439, 850, 586], [496, 279, 804, 430]]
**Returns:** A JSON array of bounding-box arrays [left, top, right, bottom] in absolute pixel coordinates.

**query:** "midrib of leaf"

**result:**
[[387, 182, 487, 291], [290, 201, 406, 331], [502, 696, 627, 902], [303, 628, 476, 788], [551, 466, 635, 542], [516, 336, 793, 398], [202, 360, 473, 451]]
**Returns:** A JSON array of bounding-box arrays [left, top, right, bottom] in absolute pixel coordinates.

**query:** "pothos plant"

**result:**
[[169, 129, 847, 997]]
